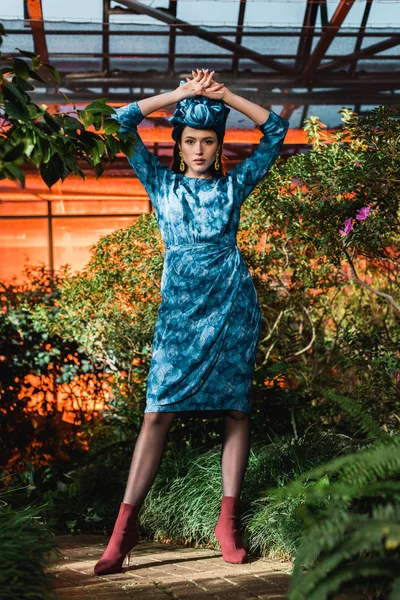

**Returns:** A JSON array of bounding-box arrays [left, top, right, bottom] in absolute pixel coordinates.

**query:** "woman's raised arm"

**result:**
[[137, 88, 185, 118], [222, 89, 271, 127], [110, 86, 191, 212], [221, 88, 289, 205]]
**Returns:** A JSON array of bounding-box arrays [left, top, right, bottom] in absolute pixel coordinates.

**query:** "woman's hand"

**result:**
[[193, 69, 227, 101], [178, 68, 227, 101], [177, 68, 213, 98]]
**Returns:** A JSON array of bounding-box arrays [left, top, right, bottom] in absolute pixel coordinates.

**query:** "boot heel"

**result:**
[[93, 502, 141, 576], [126, 550, 132, 567]]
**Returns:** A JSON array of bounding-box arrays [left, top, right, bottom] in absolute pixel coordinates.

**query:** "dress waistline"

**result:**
[[165, 241, 237, 251]]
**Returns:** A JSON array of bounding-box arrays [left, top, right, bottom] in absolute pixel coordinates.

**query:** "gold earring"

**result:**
[[214, 150, 220, 170], [179, 151, 185, 172]]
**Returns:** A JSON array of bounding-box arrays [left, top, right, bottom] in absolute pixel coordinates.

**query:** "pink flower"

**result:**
[[339, 218, 354, 236], [355, 206, 371, 221], [354, 161, 361, 166]]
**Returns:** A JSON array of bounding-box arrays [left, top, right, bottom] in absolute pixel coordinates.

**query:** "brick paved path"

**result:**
[[46, 534, 293, 599]]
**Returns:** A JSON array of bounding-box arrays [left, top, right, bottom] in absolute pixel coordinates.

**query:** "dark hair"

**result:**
[[169, 128, 228, 177]]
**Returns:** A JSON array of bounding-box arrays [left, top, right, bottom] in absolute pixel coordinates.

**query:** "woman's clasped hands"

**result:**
[[180, 68, 226, 101]]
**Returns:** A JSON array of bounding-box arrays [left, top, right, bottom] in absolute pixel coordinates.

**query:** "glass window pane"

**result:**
[[52, 216, 139, 274], [0, 200, 48, 217], [51, 198, 149, 216], [0, 218, 49, 283]]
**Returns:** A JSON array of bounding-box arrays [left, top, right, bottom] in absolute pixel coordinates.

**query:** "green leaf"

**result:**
[[105, 135, 119, 154], [76, 166, 86, 180], [92, 113, 102, 131], [94, 138, 105, 158], [43, 112, 61, 133], [119, 139, 134, 159], [79, 130, 97, 151], [3, 142, 25, 162], [16, 47, 38, 58], [23, 132, 36, 158], [13, 58, 30, 80], [30, 138, 44, 167], [94, 162, 104, 178], [83, 98, 110, 113], [19, 79, 35, 92], [42, 63, 61, 84], [60, 115, 82, 131], [77, 109, 94, 129], [28, 68, 47, 83], [91, 144, 100, 164], [63, 154, 79, 175], [4, 98, 30, 121], [103, 118, 121, 134], [78, 100, 115, 120], [4, 163, 25, 187], [40, 161, 60, 188], [3, 81, 26, 103]]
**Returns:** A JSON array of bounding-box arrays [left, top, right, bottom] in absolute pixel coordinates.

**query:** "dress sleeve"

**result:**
[[227, 109, 289, 205], [110, 101, 168, 212]]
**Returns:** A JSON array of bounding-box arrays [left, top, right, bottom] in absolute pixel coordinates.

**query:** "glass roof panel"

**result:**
[[177, 0, 242, 24], [1, 1, 398, 129], [2, 0, 400, 27]]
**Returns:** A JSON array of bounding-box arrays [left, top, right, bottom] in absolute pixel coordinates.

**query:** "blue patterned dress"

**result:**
[[111, 101, 289, 416]]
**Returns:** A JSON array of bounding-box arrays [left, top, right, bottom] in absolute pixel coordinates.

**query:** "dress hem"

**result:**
[[144, 406, 251, 417]]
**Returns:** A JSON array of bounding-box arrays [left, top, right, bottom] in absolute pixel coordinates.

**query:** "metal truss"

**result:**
[[5, 0, 400, 121]]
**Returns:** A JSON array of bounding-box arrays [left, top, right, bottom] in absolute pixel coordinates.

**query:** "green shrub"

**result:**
[[270, 432, 400, 599], [0, 491, 57, 600], [0, 265, 104, 474]]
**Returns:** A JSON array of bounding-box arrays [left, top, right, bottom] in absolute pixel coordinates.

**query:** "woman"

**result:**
[[94, 68, 289, 575]]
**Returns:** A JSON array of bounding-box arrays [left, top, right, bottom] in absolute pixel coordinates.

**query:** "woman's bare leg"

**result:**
[[214, 410, 250, 563], [123, 412, 176, 505], [94, 412, 176, 575], [220, 410, 251, 497]]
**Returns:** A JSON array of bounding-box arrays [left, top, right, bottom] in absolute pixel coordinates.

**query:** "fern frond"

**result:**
[[278, 436, 400, 600], [303, 479, 400, 507], [295, 516, 400, 584], [271, 435, 400, 504], [322, 389, 388, 441], [290, 558, 400, 600]]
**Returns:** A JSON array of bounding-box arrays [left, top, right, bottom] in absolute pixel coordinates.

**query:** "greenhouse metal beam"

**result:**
[[317, 34, 400, 74], [296, 0, 319, 72], [29, 88, 400, 106], [349, 0, 373, 75], [167, 0, 177, 75], [114, 0, 294, 75], [301, 0, 355, 78], [102, 0, 110, 73], [25, 0, 48, 63], [232, 0, 247, 76]]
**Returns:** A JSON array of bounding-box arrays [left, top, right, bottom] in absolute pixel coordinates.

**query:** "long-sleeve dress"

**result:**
[[111, 100, 289, 416]]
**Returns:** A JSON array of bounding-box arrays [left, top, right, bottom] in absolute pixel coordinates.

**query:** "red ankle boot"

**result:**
[[214, 495, 248, 564], [94, 502, 141, 575]]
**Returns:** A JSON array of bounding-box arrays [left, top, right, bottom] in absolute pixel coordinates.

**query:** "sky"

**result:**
[[1, 0, 399, 28]]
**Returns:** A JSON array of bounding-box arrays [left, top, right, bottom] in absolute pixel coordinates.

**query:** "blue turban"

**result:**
[[169, 80, 231, 142]]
